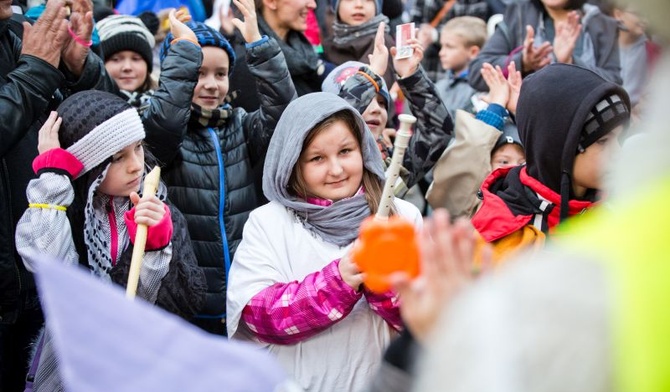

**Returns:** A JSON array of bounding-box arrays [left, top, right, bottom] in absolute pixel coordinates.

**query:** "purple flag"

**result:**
[[34, 259, 301, 392]]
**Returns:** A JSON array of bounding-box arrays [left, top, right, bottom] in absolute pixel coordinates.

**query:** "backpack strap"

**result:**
[[429, 0, 457, 28]]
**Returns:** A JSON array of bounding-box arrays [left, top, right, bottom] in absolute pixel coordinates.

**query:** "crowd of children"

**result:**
[[0, 0, 659, 390]]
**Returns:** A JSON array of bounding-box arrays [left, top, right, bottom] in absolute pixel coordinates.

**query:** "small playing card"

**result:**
[[395, 22, 415, 59]]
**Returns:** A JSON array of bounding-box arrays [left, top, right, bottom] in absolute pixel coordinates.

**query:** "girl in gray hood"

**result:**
[[226, 93, 421, 392]]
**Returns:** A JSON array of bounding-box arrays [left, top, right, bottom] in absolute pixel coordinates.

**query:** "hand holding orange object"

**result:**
[[351, 215, 420, 293]]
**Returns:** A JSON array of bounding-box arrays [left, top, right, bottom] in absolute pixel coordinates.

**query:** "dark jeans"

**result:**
[[0, 294, 43, 392]]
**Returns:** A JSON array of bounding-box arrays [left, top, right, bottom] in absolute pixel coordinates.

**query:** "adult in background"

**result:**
[[468, 0, 621, 91], [0, 0, 114, 390]]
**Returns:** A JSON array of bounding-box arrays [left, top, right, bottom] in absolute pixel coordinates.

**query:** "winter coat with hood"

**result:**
[[0, 16, 116, 324], [471, 63, 630, 263], [468, 0, 622, 92]]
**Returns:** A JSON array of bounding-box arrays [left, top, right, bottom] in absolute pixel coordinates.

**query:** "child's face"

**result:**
[[362, 94, 388, 140], [266, 0, 316, 32], [298, 119, 364, 201], [439, 31, 479, 74], [105, 51, 148, 93], [193, 46, 230, 110], [337, 0, 376, 26], [572, 125, 623, 197], [98, 141, 145, 197], [491, 143, 526, 171]]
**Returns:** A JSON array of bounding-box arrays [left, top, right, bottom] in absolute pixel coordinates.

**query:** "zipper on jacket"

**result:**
[[207, 128, 232, 319], [107, 197, 119, 266]]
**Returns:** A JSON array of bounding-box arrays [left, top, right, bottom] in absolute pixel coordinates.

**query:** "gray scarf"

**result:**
[[263, 93, 385, 247], [332, 14, 390, 46]]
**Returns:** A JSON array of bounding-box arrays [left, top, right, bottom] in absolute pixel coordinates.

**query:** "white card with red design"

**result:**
[[395, 22, 415, 59]]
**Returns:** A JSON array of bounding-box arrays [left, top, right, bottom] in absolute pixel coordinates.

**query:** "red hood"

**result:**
[[473, 166, 594, 242]]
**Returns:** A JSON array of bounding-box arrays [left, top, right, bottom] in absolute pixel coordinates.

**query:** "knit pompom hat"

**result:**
[[57, 90, 146, 178], [321, 61, 391, 112], [159, 21, 236, 70], [330, 0, 382, 16], [97, 15, 156, 73]]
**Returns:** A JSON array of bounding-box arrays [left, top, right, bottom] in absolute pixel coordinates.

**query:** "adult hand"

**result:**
[[61, 0, 94, 77], [553, 11, 581, 64], [521, 25, 552, 73], [339, 252, 365, 291], [367, 22, 388, 77], [231, 0, 262, 44], [390, 209, 492, 343], [169, 8, 196, 41], [390, 34, 424, 78], [506, 61, 522, 115], [21, 0, 69, 69], [38, 111, 62, 154], [480, 62, 509, 108], [130, 192, 166, 227]]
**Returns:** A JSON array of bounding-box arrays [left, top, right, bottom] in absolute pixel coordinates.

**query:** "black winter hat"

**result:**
[[97, 15, 156, 73]]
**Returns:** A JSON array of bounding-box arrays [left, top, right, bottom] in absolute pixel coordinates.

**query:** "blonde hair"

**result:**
[[289, 110, 385, 215], [441, 16, 488, 48]]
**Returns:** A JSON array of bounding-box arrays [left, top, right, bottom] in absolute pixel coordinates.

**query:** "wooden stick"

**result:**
[[126, 166, 161, 299], [375, 114, 417, 221]]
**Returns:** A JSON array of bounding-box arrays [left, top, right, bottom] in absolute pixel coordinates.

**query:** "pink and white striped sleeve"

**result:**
[[364, 289, 402, 331], [241, 259, 362, 345]]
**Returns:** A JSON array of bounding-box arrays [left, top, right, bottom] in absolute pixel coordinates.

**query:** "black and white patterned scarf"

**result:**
[[84, 165, 168, 279], [189, 103, 233, 128]]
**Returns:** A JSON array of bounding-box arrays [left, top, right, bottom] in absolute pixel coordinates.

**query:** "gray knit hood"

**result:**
[[263, 92, 385, 246]]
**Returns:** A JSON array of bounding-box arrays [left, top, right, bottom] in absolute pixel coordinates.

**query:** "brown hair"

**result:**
[[289, 110, 385, 215]]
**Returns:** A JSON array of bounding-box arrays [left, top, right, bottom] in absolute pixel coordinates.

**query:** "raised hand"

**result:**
[[521, 25, 552, 73], [367, 22, 389, 77], [553, 11, 582, 64], [506, 61, 522, 115], [21, 0, 69, 69], [38, 111, 62, 154], [390, 30, 425, 78], [169, 8, 196, 41], [480, 62, 509, 108], [390, 209, 492, 343], [130, 192, 166, 227], [61, 0, 93, 77], [231, 0, 262, 44]]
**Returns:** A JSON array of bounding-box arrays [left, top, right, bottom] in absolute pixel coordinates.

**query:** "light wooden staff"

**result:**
[[126, 166, 161, 299], [375, 114, 417, 221]]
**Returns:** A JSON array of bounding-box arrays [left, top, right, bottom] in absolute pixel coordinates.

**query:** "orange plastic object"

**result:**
[[351, 216, 420, 293]]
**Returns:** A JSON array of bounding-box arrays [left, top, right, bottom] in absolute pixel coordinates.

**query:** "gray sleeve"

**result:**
[[138, 246, 172, 304]]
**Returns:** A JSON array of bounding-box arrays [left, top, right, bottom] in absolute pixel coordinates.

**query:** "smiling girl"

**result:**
[[226, 93, 422, 392]]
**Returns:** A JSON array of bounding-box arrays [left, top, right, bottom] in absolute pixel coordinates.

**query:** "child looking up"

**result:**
[[15, 90, 206, 390], [226, 93, 422, 392], [158, 0, 297, 335], [435, 16, 488, 118]]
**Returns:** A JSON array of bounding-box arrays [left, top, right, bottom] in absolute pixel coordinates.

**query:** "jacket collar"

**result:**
[[473, 166, 593, 242]]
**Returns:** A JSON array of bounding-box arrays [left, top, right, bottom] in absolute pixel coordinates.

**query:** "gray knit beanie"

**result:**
[[97, 15, 156, 73]]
